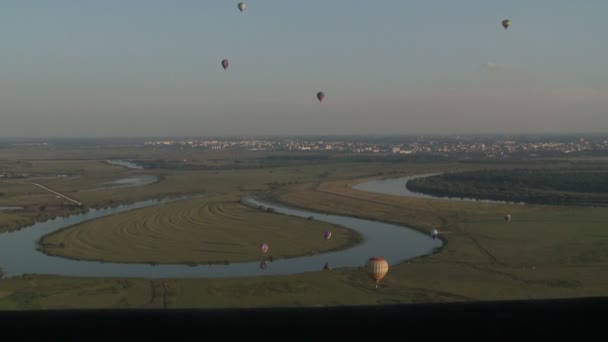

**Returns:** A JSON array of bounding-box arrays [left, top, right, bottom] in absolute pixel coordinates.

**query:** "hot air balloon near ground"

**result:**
[[317, 91, 325, 103], [260, 260, 268, 270], [323, 231, 332, 240], [505, 214, 512, 222], [431, 229, 439, 240], [323, 262, 331, 271], [238, 2, 246, 13], [502, 19, 511, 30], [221, 59, 229, 70], [260, 243, 269, 253], [365, 257, 389, 288]]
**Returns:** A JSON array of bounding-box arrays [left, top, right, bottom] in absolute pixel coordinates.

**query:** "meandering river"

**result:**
[[0, 195, 441, 279], [1, 167, 528, 279]]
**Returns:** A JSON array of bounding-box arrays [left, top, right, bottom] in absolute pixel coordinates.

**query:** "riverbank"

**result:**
[[0, 191, 438, 279], [1, 174, 607, 308], [39, 196, 362, 265]]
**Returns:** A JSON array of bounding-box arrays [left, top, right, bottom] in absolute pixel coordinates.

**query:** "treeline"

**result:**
[[262, 154, 333, 161], [406, 168, 608, 206], [132, 160, 265, 171]]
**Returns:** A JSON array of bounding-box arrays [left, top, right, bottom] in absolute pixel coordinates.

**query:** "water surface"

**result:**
[[106, 160, 143, 170], [353, 173, 514, 204], [0, 196, 440, 279]]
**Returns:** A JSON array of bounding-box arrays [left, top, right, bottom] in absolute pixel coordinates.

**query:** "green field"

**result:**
[[1, 146, 608, 309], [40, 196, 359, 264]]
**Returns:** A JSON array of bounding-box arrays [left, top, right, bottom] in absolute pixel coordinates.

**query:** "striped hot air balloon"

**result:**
[[365, 257, 389, 288], [323, 231, 332, 240]]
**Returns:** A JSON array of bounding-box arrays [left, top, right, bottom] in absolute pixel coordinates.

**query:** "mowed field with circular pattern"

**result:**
[[40, 197, 361, 264]]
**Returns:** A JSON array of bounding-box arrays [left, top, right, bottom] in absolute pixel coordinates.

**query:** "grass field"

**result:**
[[2, 148, 469, 232], [40, 196, 360, 264], [1, 147, 608, 309], [1, 174, 606, 309]]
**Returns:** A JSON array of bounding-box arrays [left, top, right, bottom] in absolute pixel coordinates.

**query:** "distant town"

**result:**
[[140, 135, 608, 158], [2, 135, 608, 159]]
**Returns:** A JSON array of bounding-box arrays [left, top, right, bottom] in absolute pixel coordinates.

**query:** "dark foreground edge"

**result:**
[[1, 297, 606, 338]]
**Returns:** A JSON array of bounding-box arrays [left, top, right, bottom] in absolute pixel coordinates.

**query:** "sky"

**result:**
[[0, 0, 607, 137]]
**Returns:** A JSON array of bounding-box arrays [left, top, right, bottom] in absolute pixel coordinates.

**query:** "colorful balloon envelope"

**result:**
[[365, 256, 389, 288], [431, 229, 439, 240], [221, 59, 229, 70], [502, 19, 511, 30], [323, 231, 332, 240], [238, 2, 246, 13], [505, 214, 512, 222]]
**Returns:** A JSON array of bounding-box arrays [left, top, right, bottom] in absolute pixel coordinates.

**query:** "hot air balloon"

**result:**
[[221, 59, 229, 70], [260, 260, 268, 270], [316, 91, 325, 103], [502, 19, 511, 30], [323, 262, 331, 271], [505, 214, 512, 222], [365, 257, 389, 288], [238, 2, 246, 13], [431, 229, 439, 240], [260, 243, 269, 253], [323, 231, 332, 240]]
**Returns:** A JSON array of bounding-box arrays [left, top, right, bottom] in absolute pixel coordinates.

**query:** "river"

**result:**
[[353, 173, 514, 204], [0, 195, 440, 279], [92, 160, 158, 190], [106, 160, 143, 170]]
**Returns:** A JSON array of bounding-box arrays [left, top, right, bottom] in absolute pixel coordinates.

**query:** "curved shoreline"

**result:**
[[256, 188, 449, 249], [0, 193, 441, 279], [352, 173, 513, 204], [37, 197, 364, 266]]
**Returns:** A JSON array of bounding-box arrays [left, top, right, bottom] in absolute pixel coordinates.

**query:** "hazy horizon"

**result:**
[[1, 1, 607, 137]]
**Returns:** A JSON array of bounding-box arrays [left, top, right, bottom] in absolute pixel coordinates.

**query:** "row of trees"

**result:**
[[407, 168, 608, 206]]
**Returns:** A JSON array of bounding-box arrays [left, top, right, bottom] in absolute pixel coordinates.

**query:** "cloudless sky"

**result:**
[[1, 1, 607, 137]]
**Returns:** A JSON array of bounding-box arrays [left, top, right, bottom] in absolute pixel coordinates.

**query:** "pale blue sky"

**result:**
[[1, 1, 607, 136]]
